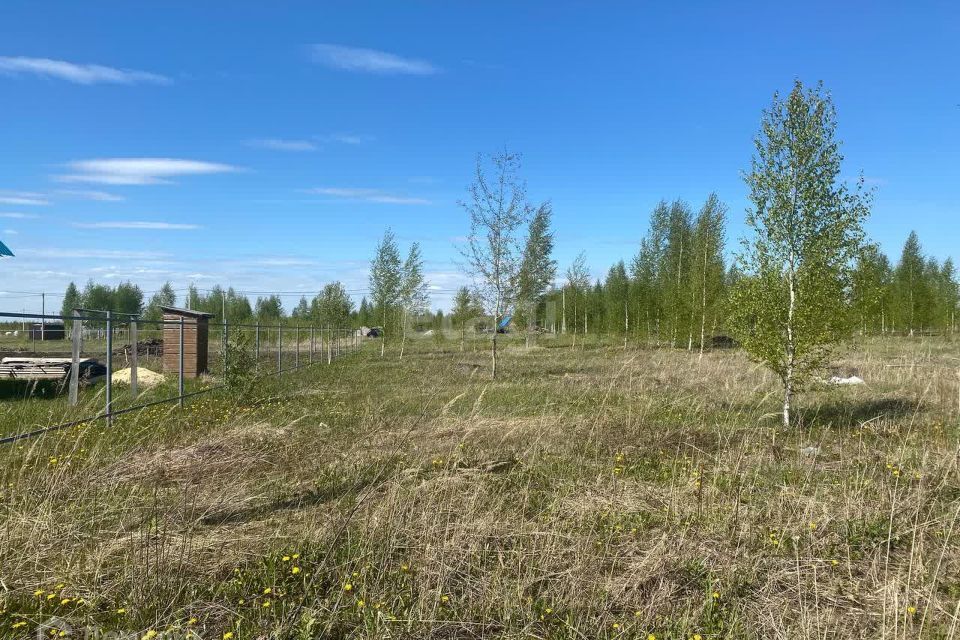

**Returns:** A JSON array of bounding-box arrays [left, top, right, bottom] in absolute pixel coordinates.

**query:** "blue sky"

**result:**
[[1, 1, 958, 314]]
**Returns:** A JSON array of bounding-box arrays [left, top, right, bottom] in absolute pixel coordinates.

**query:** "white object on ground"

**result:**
[[111, 367, 165, 389], [829, 375, 865, 385]]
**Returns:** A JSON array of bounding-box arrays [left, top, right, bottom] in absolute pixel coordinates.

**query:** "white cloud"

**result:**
[[307, 187, 431, 205], [72, 221, 201, 230], [254, 257, 319, 267], [56, 189, 126, 202], [0, 212, 39, 219], [0, 56, 170, 85], [0, 192, 49, 205], [57, 157, 241, 185], [16, 248, 170, 260], [316, 133, 374, 145], [3, 229, 17, 235], [309, 44, 438, 75], [246, 138, 318, 152]]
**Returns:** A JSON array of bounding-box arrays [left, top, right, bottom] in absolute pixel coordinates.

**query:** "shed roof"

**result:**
[[0, 239, 13, 257], [160, 306, 215, 319]]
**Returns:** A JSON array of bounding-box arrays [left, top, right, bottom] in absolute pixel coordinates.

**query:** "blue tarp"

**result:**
[[498, 314, 512, 329], [0, 240, 13, 257]]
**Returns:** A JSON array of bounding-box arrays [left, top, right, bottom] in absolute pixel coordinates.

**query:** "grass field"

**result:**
[[1, 334, 959, 639]]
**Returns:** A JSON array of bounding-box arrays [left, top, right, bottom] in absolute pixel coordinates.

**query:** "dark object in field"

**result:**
[[0, 357, 106, 382], [29, 322, 66, 340], [365, 327, 382, 338], [123, 337, 164, 357], [710, 334, 739, 349]]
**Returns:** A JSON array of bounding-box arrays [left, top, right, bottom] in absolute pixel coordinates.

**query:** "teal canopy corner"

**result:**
[[0, 239, 13, 257]]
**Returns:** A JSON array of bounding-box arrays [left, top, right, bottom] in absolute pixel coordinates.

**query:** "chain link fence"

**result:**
[[0, 309, 361, 444]]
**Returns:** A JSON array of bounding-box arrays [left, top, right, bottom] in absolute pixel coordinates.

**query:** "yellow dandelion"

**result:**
[[292, 553, 300, 559], [612, 623, 621, 630], [356, 599, 365, 608], [143, 630, 158, 640], [343, 583, 353, 592], [693, 635, 703, 640], [401, 564, 409, 572], [60, 599, 70, 605], [291, 566, 301, 574], [262, 600, 271, 608], [648, 635, 657, 640], [187, 618, 198, 626], [908, 606, 917, 615], [223, 633, 234, 640], [441, 595, 449, 603], [117, 608, 126, 614], [12, 622, 27, 629], [282, 556, 291, 562], [263, 587, 271, 594], [34, 590, 43, 597], [712, 591, 720, 599]]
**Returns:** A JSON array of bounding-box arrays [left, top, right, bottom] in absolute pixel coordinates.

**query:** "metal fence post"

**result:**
[[255, 323, 260, 367], [296, 325, 300, 368], [223, 319, 229, 378], [105, 311, 113, 426], [69, 310, 81, 406], [130, 319, 138, 400], [327, 327, 332, 364], [310, 326, 315, 363], [178, 317, 185, 407], [277, 323, 282, 373]]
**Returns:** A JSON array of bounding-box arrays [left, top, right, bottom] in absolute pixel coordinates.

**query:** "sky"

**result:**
[[1, 1, 958, 315]]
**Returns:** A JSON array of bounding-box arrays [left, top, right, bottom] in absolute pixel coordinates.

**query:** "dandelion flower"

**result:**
[[908, 606, 917, 615], [343, 583, 353, 592], [187, 618, 198, 626], [33, 590, 43, 597], [143, 630, 158, 640], [440, 595, 449, 603], [648, 635, 657, 640], [712, 591, 720, 599], [282, 556, 291, 562], [356, 599, 365, 608], [117, 608, 126, 614], [291, 567, 301, 575], [693, 635, 703, 640], [223, 633, 234, 640], [263, 587, 272, 594], [612, 623, 621, 630], [262, 600, 271, 608]]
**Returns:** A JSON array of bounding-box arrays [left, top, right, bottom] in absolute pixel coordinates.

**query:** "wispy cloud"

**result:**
[[17, 248, 170, 260], [315, 133, 374, 145], [246, 138, 318, 152], [56, 189, 126, 202], [0, 191, 50, 206], [3, 229, 18, 235], [0, 212, 39, 219], [0, 56, 170, 85], [57, 158, 241, 185], [306, 187, 431, 205], [72, 221, 201, 230], [309, 44, 438, 75]]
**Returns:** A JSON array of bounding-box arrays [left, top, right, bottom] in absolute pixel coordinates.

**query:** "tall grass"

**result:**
[[0, 334, 958, 639]]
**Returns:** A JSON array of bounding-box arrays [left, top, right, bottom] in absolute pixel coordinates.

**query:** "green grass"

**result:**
[[1, 333, 958, 639]]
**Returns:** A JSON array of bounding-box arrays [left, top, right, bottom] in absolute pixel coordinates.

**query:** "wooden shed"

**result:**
[[161, 306, 214, 378]]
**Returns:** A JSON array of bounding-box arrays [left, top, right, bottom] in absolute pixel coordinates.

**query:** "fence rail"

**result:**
[[0, 309, 361, 444]]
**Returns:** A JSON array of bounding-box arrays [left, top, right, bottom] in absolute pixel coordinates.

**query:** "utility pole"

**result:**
[[41, 292, 45, 341]]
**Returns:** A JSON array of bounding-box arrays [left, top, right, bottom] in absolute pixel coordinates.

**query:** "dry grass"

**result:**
[[1, 334, 958, 639]]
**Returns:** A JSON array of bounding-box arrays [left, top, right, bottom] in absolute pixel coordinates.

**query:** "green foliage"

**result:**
[[143, 282, 177, 322], [730, 80, 870, 426], [223, 329, 259, 402], [369, 229, 404, 353], [311, 282, 355, 328], [515, 203, 557, 332]]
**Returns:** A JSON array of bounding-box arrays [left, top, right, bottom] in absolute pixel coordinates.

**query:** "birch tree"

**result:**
[[399, 242, 429, 359], [730, 80, 870, 428], [369, 228, 403, 357], [515, 203, 557, 347], [450, 286, 482, 351], [565, 252, 590, 348], [689, 193, 727, 356], [459, 150, 532, 378]]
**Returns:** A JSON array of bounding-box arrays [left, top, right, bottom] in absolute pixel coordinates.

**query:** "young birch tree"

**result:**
[[730, 80, 870, 428], [369, 228, 403, 357], [565, 252, 591, 348], [399, 242, 429, 360], [689, 193, 728, 357], [515, 203, 557, 348], [459, 151, 532, 378], [450, 286, 482, 352]]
